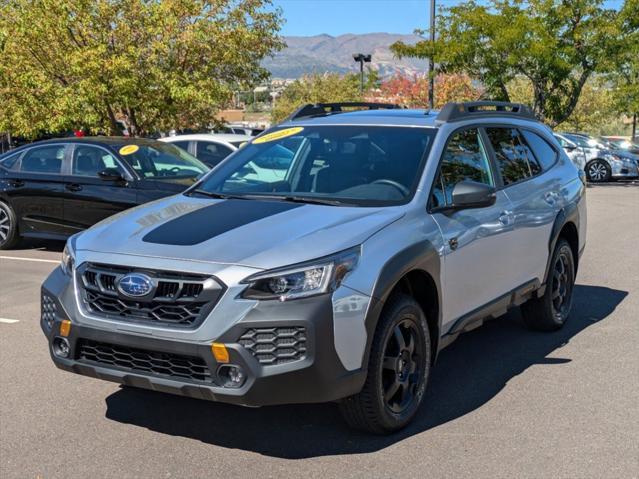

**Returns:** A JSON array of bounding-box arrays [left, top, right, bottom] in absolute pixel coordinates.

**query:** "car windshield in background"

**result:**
[[117, 142, 208, 179], [191, 126, 436, 206]]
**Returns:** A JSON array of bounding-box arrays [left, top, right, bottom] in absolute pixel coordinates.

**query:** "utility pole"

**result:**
[[353, 53, 372, 92], [428, 0, 436, 110]]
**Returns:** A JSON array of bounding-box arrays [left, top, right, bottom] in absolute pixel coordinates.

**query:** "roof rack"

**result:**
[[286, 102, 403, 121], [436, 101, 537, 123]]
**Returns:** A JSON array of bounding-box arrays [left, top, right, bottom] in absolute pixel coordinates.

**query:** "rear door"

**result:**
[[8, 144, 71, 237], [483, 126, 561, 286], [62, 144, 137, 230]]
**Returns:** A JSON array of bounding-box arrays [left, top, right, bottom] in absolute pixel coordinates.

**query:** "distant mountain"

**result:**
[[263, 33, 429, 79]]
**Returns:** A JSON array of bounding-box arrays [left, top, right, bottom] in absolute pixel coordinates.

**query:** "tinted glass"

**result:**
[[0, 152, 19, 169], [20, 145, 64, 174], [521, 130, 557, 170], [117, 142, 208, 179], [72, 145, 123, 177], [196, 141, 233, 166], [562, 134, 591, 148], [171, 140, 190, 151], [485, 128, 537, 185], [432, 128, 493, 207], [193, 126, 436, 206]]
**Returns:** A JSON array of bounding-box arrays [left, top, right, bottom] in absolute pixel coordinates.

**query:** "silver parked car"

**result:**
[[41, 102, 586, 433], [560, 133, 639, 182], [554, 133, 587, 172]]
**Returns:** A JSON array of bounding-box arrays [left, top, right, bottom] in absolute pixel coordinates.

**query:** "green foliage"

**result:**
[[391, 0, 624, 127], [271, 73, 362, 123], [0, 0, 283, 137]]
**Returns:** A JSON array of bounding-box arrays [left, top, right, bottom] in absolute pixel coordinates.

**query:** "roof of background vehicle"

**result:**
[[280, 109, 442, 128], [159, 133, 252, 144]]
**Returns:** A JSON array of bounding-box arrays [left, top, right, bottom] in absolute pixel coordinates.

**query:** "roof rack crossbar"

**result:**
[[286, 102, 403, 121], [436, 101, 537, 123]]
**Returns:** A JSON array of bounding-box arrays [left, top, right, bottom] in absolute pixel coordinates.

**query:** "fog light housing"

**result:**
[[53, 337, 70, 358], [218, 364, 246, 388]]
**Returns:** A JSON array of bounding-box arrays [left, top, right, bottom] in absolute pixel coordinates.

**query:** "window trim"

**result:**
[[427, 125, 498, 213], [68, 143, 133, 180], [15, 143, 70, 176]]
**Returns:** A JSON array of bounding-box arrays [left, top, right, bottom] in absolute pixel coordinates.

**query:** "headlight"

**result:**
[[61, 243, 75, 275], [240, 247, 360, 301]]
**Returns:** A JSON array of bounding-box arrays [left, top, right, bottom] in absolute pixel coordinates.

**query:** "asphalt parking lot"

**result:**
[[1, 184, 637, 479]]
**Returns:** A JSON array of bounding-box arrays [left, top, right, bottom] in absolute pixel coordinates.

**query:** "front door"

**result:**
[[63, 144, 137, 230], [429, 127, 517, 332]]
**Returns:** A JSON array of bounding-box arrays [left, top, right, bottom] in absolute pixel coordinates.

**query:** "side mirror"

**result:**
[[450, 180, 496, 209], [97, 168, 124, 182], [565, 144, 577, 151]]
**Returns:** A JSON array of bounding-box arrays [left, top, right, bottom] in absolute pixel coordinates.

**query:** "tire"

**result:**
[[521, 239, 575, 331], [0, 201, 19, 250], [585, 159, 611, 183], [339, 294, 431, 434]]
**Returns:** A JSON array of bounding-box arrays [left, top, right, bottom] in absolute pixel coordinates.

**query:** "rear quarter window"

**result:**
[[0, 152, 20, 169], [521, 130, 558, 170]]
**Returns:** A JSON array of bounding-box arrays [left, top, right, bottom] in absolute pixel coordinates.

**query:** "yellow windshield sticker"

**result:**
[[252, 127, 304, 144], [119, 144, 139, 156]]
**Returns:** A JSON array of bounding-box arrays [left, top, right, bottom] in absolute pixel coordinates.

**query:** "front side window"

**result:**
[[72, 145, 123, 177], [432, 128, 493, 207], [117, 142, 208, 179], [485, 128, 539, 185], [196, 141, 233, 166], [20, 145, 65, 174], [192, 126, 436, 206]]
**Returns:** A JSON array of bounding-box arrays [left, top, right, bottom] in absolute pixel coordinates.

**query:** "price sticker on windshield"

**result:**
[[119, 145, 140, 156], [252, 127, 304, 144]]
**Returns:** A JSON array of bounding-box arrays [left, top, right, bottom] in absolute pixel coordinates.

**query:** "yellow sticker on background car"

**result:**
[[119, 144, 139, 156], [252, 127, 304, 144]]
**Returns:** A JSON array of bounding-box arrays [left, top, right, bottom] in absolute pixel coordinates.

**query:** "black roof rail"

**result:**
[[286, 102, 403, 121], [436, 101, 537, 123]]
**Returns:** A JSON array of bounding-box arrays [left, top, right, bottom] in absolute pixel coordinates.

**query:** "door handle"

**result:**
[[65, 183, 83, 192], [498, 211, 513, 226], [8, 179, 24, 188]]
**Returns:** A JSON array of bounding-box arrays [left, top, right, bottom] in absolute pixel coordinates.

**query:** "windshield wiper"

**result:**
[[187, 189, 252, 200], [243, 194, 345, 206]]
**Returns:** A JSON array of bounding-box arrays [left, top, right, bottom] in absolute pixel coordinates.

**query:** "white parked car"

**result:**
[[160, 134, 251, 168]]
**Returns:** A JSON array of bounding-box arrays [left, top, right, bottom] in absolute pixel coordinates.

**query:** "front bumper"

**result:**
[[41, 267, 366, 407], [610, 159, 639, 178]]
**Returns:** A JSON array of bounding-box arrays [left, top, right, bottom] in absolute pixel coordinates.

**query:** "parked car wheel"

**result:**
[[0, 201, 19, 250], [585, 159, 611, 183], [521, 239, 575, 331], [339, 294, 431, 434]]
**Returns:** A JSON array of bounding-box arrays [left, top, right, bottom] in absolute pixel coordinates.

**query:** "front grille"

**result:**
[[77, 339, 212, 382], [238, 327, 307, 365], [41, 292, 57, 330], [78, 263, 224, 328]]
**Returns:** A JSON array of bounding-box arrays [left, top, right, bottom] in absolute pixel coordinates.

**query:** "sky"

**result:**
[[272, 0, 626, 37]]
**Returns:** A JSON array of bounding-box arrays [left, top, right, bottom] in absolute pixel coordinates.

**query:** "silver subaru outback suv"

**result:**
[[41, 102, 587, 433]]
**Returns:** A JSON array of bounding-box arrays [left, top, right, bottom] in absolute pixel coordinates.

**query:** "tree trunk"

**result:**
[[105, 103, 119, 136]]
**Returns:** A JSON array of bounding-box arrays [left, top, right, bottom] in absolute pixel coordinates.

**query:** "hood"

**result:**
[[76, 195, 404, 269]]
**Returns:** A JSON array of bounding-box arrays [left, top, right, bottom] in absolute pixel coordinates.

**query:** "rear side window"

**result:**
[[485, 128, 540, 185], [0, 152, 20, 169], [171, 140, 190, 151], [432, 128, 494, 207], [196, 141, 233, 166], [20, 146, 65, 174], [521, 130, 557, 170]]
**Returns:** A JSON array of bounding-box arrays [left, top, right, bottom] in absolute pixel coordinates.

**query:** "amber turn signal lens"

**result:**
[[59, 319, 71, 337], [211, 343, 229, 363]]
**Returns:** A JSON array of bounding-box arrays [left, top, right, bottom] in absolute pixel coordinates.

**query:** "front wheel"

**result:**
[[521, 239, 575, 331], [0, 201, 19, 250], [339, 294, 431, 434], [586, 160, 611, 183]]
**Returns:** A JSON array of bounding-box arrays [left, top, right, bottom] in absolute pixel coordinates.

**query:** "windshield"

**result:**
[[190, 125, 436, 206], [117, 142, 208, 179]]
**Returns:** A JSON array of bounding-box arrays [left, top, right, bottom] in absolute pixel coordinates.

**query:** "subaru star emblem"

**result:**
[[117, 273, 153, 297]]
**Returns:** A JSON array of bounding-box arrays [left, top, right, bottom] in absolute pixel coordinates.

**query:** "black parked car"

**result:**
[[0, 137, 209, 249]]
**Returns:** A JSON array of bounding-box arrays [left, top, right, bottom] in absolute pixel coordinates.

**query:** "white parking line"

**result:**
[[0, 318, 20, 324], [0, 255, 59, 264]]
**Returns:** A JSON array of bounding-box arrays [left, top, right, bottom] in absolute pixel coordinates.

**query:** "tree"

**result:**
[[370, 73, 482, 108], [0, 0, 283, 137], [270, 73, 362, 123], [391, 0, 622, 127]]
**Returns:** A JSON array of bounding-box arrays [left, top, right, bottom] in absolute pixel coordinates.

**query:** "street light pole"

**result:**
[[353, 53, 372, 92], [429, 0, 436, 110]]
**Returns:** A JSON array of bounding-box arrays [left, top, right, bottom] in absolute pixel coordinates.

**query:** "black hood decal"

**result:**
[[142, 199, 303, 246]]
